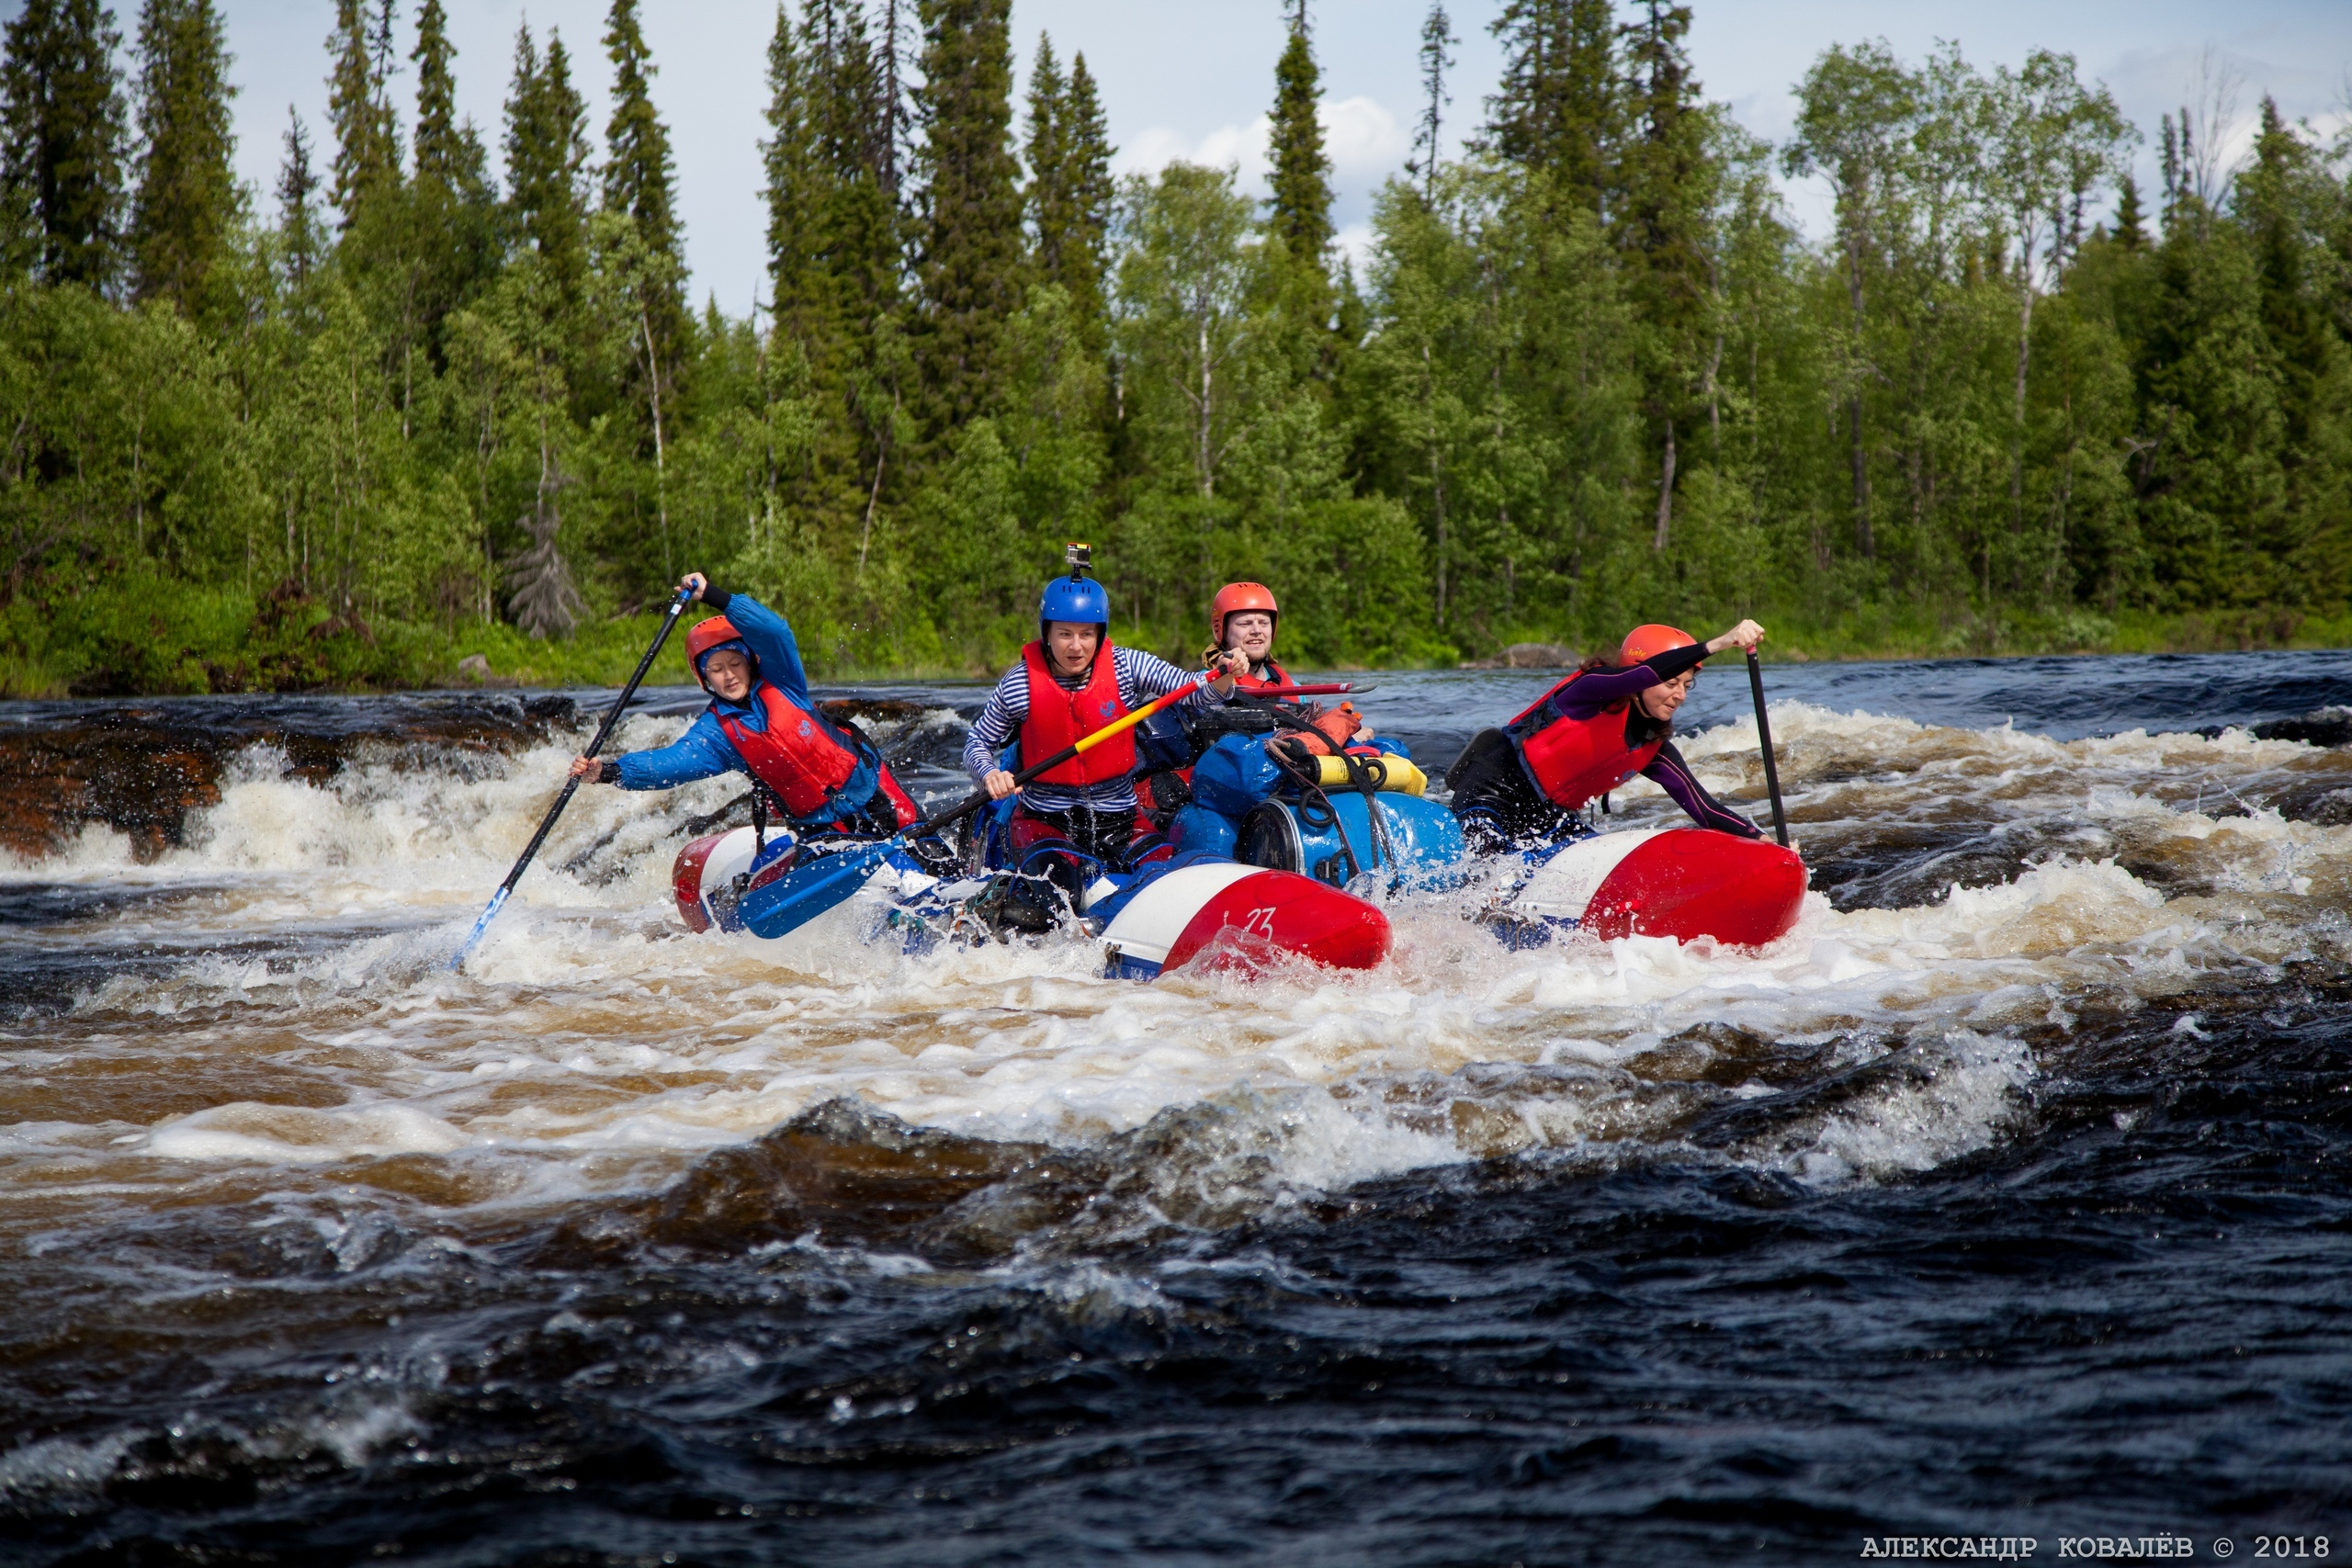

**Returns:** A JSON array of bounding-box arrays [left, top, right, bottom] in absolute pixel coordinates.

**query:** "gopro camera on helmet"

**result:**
[[1064, 542, 1091, 580]]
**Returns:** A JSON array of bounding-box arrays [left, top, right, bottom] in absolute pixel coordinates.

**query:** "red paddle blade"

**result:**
[[1243, 682, 1377, 697]]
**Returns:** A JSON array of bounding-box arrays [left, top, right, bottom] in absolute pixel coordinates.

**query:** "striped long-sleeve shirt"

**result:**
[[963, 645, 1220, 813]]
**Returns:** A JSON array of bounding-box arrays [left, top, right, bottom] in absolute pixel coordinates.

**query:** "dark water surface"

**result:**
[[3, 651, 2351, 1565]]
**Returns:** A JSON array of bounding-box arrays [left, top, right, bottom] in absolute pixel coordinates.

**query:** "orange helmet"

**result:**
[[1619, 623, 1699, 668], [1211, 581, 1279, 649], [684, 615, 754, 690]]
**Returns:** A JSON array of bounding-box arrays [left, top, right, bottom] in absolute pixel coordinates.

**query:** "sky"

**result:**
[[42, 2, 2352, 312]]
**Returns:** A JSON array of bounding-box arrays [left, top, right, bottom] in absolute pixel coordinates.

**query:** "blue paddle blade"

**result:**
[[739, 839, 899, 939], [449, 884, 511, 971]]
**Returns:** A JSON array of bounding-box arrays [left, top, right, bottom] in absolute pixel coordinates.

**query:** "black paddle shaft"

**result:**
[[1746, 649, 1791, 848], [492, 588, 694, 897], [901, 669, 1224, 842], [901, 733, 1102, 842]]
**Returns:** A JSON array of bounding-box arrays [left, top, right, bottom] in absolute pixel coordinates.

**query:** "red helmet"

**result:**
[[1619, 623, 1699, 668], [1211, 581, 1279, 649], [684, 615, 752, 690]]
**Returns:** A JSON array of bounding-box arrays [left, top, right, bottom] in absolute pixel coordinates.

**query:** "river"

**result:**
[[3, 651, 2349, 1564]]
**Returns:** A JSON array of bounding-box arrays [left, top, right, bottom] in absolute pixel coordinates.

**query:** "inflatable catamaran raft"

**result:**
[[672, 826, 1393, 980], [663, 637, 1805, 980]]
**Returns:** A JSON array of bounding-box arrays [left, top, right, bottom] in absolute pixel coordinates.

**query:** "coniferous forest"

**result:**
[[4, 0, 2350, 694]]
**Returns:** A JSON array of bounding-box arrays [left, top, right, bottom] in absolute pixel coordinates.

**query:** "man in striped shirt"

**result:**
[[961, 568, 1245, 928]]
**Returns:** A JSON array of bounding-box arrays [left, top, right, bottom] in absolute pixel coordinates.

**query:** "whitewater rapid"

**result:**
[[10, 690, 2347, 1221]]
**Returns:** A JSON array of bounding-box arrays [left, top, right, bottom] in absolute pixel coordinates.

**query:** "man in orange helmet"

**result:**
[[1210, 581, 1289, 691], [566, 572, 922, 840], [1448, 619, 1768, 855]]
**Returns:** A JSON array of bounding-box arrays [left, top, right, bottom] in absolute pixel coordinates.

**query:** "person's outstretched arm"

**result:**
[[1641, 740, 1762, 838], [570, 711, 739, 790], [1550, 621, 1765, 719], [1117, 646, 1238, 706]]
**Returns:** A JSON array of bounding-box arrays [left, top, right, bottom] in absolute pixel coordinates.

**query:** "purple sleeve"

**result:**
[[1552, 643, 1711, 719], [1644, 740, 1762, 837]]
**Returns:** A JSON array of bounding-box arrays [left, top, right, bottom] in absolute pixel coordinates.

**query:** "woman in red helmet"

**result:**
[[566, 572, 922, 839], [1448, 620, 1768, 855]]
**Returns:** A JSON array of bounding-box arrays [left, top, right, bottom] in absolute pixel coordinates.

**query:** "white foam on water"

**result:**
[[147, 1102, 473, 1164], [1777, 1031, 2038, 1189], [0, 1428, 140, 1501], [9, 693, 2350, 1227]]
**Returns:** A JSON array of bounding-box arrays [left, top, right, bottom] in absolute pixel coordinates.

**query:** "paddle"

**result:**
[[738, 662, 1227, 940], [450, 585, 696, 969], [1240, 682, 1377, 697], [1746, 649, 1791, 848]]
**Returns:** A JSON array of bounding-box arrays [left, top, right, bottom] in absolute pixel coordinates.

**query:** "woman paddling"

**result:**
[[1448, 621, 1767, 855], [568, 572, 928, 844]]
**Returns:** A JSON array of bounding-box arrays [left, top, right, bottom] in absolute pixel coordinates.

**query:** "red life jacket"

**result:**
[[1508, 673, 1666, 809], [1020, 640, 1135, 787], [1233, 658, 1290, 693], [715, 682, 868, 820]]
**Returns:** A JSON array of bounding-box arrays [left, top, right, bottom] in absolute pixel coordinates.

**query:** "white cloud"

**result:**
[[1116, 116, 1273, 185], [1322, 96, 1411, 175], [1196, 117, 1275, 181], [1333, 221, 1377, 276], [1114, 96, 1408, 190]]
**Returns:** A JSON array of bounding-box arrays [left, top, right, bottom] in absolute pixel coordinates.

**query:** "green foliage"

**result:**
[[0, 5, 2346, 698]]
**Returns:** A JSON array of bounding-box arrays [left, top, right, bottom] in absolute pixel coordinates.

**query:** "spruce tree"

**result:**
[[876, 0, 910, 202], [411, 0, 461, 193], [603, 0, 686, 381], [1615, 0, 1707, 548], [0, 0, 130, 289], [2112, 172, 2147, 251], [503, 24, 590, 307], [129, 0, 237, 320], [324, 0, 397, 227], [1409, 1, 1454, 202], [763, 0, 907, 542], [276, 105, 322, 288], [912, 0, 1024, 434], [1267, 3, 1333, 276], [601, 0, 688, 570], [602, 0, 680, 270], [408, 0, 498, 367], [1266, 2, 1339, 388], [763, 6, 820, 328], [1485, 0, 1619, 214], [1023, 35, 1064, 262], [1024, 39, 1111, 348], [2245, 96, 2345, 552]]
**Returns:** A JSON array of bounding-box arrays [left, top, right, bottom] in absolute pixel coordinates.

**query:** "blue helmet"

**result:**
[[1039, 573, 1110, 628]]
